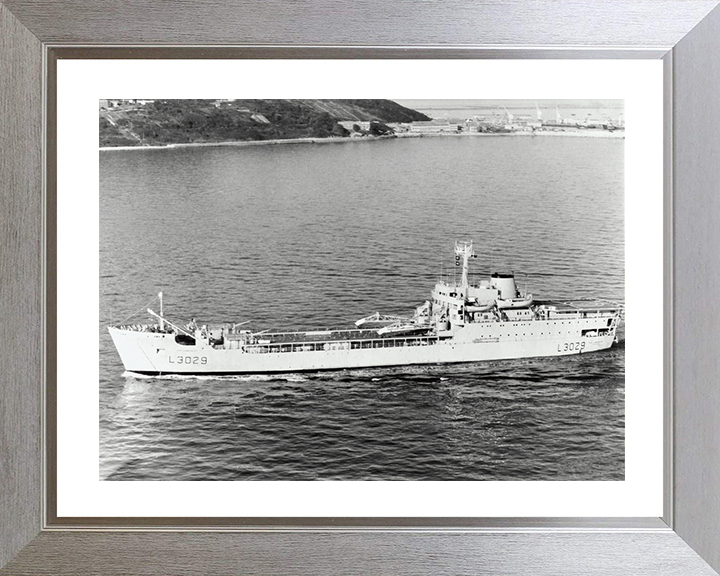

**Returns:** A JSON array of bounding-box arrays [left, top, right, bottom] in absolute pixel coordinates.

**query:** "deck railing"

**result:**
[[240, 335, 439, 354]]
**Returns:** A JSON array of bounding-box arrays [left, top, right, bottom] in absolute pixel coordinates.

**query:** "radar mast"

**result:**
[[454, 240, 476, 297]]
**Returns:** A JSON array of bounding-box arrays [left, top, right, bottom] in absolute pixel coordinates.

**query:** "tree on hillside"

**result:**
[[310, 112, 336, 137], [310, 112, 349, 138], [369, 121, 394, 136], [332, 123, 350, 137]]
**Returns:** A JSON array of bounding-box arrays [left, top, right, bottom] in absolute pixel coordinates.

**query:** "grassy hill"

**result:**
[[99, 99, 431, 147]]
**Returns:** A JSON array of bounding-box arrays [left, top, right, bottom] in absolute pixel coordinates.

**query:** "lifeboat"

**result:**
[[465, 301, 495, 313], [496, 295, 533, 309]]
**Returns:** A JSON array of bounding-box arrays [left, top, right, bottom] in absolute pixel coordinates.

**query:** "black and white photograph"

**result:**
[[99, 98, 625, 482]]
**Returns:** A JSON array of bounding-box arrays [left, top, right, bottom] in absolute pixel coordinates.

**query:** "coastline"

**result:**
[[99, 129, 623, 152], [99, 135, 398, 152]]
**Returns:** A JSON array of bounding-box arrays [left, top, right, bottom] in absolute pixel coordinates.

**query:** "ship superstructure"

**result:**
[[108, 241, 622, 375]]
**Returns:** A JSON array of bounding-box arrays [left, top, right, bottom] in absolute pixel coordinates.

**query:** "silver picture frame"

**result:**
[[2, 1, 720, 574]]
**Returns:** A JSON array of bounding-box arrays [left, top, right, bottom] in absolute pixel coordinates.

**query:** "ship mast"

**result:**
[[454, 240, 475, 298]]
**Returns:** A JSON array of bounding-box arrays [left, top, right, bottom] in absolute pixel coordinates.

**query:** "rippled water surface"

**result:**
[[100, 135, 624, 481]]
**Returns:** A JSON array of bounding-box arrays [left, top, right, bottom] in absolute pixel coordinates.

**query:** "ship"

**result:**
[[108, 241, 623, 375]]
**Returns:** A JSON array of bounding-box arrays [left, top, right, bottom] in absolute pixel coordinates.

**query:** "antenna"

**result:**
[[454, 240, 475, 295]]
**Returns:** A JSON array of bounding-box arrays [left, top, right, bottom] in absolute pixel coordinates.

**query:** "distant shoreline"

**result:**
[[99, 129, 623, 152], [99, 135, 401, 152]]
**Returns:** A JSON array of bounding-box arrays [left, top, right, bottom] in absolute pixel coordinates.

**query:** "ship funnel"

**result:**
[[491, 273, 518, 299]]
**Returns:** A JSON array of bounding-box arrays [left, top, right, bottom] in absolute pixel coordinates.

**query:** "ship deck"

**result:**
[[232, 327, 433, 345]]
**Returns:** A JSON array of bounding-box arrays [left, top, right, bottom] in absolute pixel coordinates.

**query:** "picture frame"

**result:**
[[1, 1, 719, 574]]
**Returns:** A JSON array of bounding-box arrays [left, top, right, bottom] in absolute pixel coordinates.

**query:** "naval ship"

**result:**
[[108, 241, 623, 375]]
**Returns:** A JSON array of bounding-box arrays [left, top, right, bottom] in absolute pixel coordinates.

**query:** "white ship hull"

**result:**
[[108, 316, 618, 376]]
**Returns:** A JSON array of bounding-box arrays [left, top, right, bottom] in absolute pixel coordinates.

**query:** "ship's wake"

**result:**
[[122, 371, 310, 383]]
